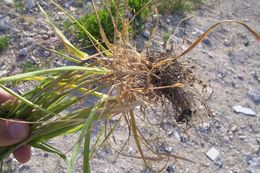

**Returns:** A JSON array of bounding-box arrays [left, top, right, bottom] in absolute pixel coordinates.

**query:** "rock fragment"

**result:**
[[25, 0, 36, 10], [4, 0, 14, 6], [0, 70, 8, 77], [143, 30, 150, 38], [202, 38, 212, 47], [248, 90, 260, 104], [18, 48, 28, 57], [233, 105, 256, 116], [166, 165, 175, 173], [0, 17, 11, 31], [206, 147, 219, 161]]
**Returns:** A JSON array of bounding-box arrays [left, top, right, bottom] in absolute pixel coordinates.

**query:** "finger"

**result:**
[[0, 88, 15, 103], [13, 145, 31, 164], [0, 120, 30, 146]]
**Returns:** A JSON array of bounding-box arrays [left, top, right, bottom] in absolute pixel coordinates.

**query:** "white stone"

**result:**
[[174, 131, 181, 141], [233, 105, 256, 116], [4, 0, 14, 5], [0, 70, 8, 77], [25, 0, 36, 10], [206, 147, 219, 161], [143, 30, 150, 38]]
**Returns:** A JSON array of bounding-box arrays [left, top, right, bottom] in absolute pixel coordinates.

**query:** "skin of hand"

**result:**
[[0, 88, 31, 164]]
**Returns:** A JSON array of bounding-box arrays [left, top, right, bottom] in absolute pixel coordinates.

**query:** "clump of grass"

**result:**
[[0, 0, 259, 172], [163, 31, 171, 48], [22, 61, 40, 73], [14, 0, 24, 10], [128, 0, 151, 20], [156, 0, 203, 14], [67, 0, 152, 47], [67, 0, 202, 48], [0, 35, 10, 53], [77, 8, 123, 44]]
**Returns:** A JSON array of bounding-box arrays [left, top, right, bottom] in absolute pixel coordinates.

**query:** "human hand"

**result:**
[[0, 88, 31, 163]]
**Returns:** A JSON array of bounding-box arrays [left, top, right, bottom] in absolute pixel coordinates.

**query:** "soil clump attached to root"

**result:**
[[148, 51, 206, 124], [109, 46, 209, 125]]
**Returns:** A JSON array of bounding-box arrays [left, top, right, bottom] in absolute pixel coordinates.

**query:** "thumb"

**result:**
[[0, 120, 30, 146]]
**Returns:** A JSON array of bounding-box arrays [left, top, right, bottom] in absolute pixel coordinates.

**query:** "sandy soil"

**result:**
[[1, 0, 259, 172]]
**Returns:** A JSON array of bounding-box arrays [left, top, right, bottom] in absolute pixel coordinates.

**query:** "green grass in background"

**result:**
[[157, 0, 203, 14], [0, 35, 10, 53], [22, 61, 40, 73], [65, 0, 203, 48]]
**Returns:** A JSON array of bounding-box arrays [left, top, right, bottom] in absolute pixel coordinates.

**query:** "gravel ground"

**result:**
[[0, 0, 259, 172]]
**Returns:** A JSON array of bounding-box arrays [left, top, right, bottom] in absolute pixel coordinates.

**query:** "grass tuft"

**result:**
[[156, 0, 203, 14], [22, 61, 40, 73], [0, 35, 10, 53]]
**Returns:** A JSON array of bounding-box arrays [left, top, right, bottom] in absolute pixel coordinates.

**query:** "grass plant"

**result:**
[[156, 0, 203, 14], [0, 0, 259, 173], [22, 61, 40, 73], [64, 0, 203, 48], [67, 0, 153, 47], [0, 35, 10, 53]]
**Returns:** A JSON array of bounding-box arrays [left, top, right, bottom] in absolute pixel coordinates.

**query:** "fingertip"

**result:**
[[0, 88, 15, 103], [0, 120, 30, 146], [9, 122, 30, 141], [13, 145, 31, 164]]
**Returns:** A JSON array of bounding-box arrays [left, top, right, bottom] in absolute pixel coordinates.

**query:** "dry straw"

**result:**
[[0, 0, 259, 172]]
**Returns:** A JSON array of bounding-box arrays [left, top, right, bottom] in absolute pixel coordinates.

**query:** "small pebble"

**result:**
[[157, 144, 173, 154], [214, 157, 224, 168], [248, 157, 260, 168], [18, 48, 28, 57], [25, 0, 36, 10], [256, 138, 260, 145], [0, 70, 8, 77], [166, 165, 175, 173], [216, 70, 226, 79], [230, 125, 237, 132], [143, 30, 150, 38], [224, 39, 231, 47], [0, 17, 11, 31], [197, 123, 211, 133], [4, 0, 14, 5], [248, 90, 260, 104], [43, 51, 50, 57], [244, 40, 250, 47], [42, 34, 50, 40], [164, 146, 174, 153], [206, 147, 219, 161], [256, 148, 260, 157], [141, 168, 154, 173], [165, 18, 171, 24], [174, 130, 181, 141], [43, 153, 49, 158], [239, 135, 247, 140], [252, 72, 260, 82], [202, 38, 212, 47], [125, 10, 134, 19], [64, 2, 70, 9]]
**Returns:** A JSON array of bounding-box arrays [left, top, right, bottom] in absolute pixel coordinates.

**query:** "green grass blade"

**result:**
[[31, 123, 82, 142], [130, 111, 147, 166], [40, 45, 82, 64], [0, 85, 58, 117], [50, 0, 112, 56], [90, 115, 122, 159], [67, 102, 101, 173], [83, 127, 91, 173], [31, 142, 67, 162], [38, 4, 89, 60], [0, 66, 110, 83]]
